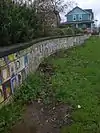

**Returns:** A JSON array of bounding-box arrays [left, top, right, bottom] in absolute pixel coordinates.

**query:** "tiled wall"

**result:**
[[0, 35, 90, 104]]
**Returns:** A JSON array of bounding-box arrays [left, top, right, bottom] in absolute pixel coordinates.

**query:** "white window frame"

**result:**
[[78, 14, 82, 21], [73, 15, 76, 21], [90, 15, 92, 20], [88, 14, 92, 20]]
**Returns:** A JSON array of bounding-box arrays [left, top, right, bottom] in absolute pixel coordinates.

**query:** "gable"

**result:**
[[67, 7, 88, 16]]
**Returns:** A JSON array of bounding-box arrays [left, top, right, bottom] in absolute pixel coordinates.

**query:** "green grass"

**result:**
[[1, 36, 100, 133], [45, 36, 100, 133]]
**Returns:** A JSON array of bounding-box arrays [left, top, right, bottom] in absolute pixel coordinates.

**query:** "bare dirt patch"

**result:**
[[11, 101, 72, 133]]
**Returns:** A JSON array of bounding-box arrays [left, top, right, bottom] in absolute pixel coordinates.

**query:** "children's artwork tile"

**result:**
[[24, 54, 29, 67], [9, 62, 16, 77], [21, 69, 27, 81], [8, 54, 15, 62], [17, 72, 22, 85], [0, 85, 4, 103], [28, 52, 33, 64], [0, 58, 6, 67], [15, 57, 25, 72], [0, 71, 2, 85], [1, 67, 10, 83], [14, 52, 20, 59], [25, 66, 30, 76], [10, 76, 18, 93], [2, 80, 12, 100], [4, 54, 15, 64], [4, 56, 9, 64]]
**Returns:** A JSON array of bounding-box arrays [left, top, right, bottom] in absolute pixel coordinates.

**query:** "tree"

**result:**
[[34, 0, 76, 35], [51, 0, 77, 13], [34, 0, 77, 13]]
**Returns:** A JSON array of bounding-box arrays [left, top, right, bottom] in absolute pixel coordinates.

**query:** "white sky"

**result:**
[[62, 0, 100, 25]]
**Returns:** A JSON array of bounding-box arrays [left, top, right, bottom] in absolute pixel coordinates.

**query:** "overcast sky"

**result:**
[[62, 0, 100, 25]]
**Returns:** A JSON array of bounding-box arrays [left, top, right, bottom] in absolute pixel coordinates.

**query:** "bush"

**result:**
[[74, 28, 84, 34], [46, 27, 74, 36], [0, 0, 42, 46], [63, 27, 74, 35]]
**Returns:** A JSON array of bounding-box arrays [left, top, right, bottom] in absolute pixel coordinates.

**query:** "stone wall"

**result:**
[[0, 35, 90, 104]]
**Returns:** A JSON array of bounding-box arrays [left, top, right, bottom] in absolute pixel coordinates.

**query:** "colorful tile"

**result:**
[[3, 80, 12, 100], [4, 56, 9, 64], [8, 54, 15, 62], [15, 57, 25, 73], [17, 72, 22, 85], [1, 67, 10, 83], [0, 58, 6, 67], [0, 85, 4, 103], [9, 62, 16, 77], [0, 71, 2, 85], [14, 52, 20, 59], [10, 76, 18, 93], [25, 66, 30, 76], [21, 69, 27, 81], [24, 54, 29, 67]]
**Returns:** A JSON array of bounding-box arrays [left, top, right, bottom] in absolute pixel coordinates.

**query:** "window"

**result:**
[[73, 15, 76, 21], [78, 14, 82, 21]]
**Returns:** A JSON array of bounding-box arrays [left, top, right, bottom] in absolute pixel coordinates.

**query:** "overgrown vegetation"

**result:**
[[0, 0, 43, 46]]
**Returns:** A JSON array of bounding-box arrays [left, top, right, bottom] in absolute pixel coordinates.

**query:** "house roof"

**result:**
[[85, 9, 92, 14], [65, 6, 92, 17], [84, 9, 94, 19]]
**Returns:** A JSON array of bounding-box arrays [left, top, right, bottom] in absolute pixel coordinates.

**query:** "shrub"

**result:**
[[47, 27, 74, 36], [63, 27, 74, 35], [0, 0, 42, 46], [74, 28, 84, 34]]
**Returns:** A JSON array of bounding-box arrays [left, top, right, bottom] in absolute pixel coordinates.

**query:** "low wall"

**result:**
[[0, 35, 90, 104]]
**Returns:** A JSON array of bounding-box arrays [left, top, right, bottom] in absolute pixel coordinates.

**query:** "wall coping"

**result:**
[[0, 34, 83, 58]]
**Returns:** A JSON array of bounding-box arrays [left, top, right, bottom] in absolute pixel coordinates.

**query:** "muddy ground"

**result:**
[[11, 101, 72, 133]]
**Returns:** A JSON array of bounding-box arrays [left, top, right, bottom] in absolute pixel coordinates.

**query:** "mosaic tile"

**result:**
[[17, 72, 23, 85], [24, 54, 29, 67], [0, 85, 4, 103], [9, 62, 16, 77], [0, 58, 6, 67], [10, 76, 18, 93], [3, 80, 12, 100], [21, 69, 27, 81], [1, 66, 10, 83], [15, 57, 25, 73]]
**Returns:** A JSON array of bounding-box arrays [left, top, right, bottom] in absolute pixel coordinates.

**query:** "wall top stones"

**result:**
[[0, 34, 83, 58]]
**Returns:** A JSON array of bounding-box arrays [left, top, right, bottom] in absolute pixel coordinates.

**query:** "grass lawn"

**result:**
[[45, 36, 100, 133], [1, 36, 100, 133]]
